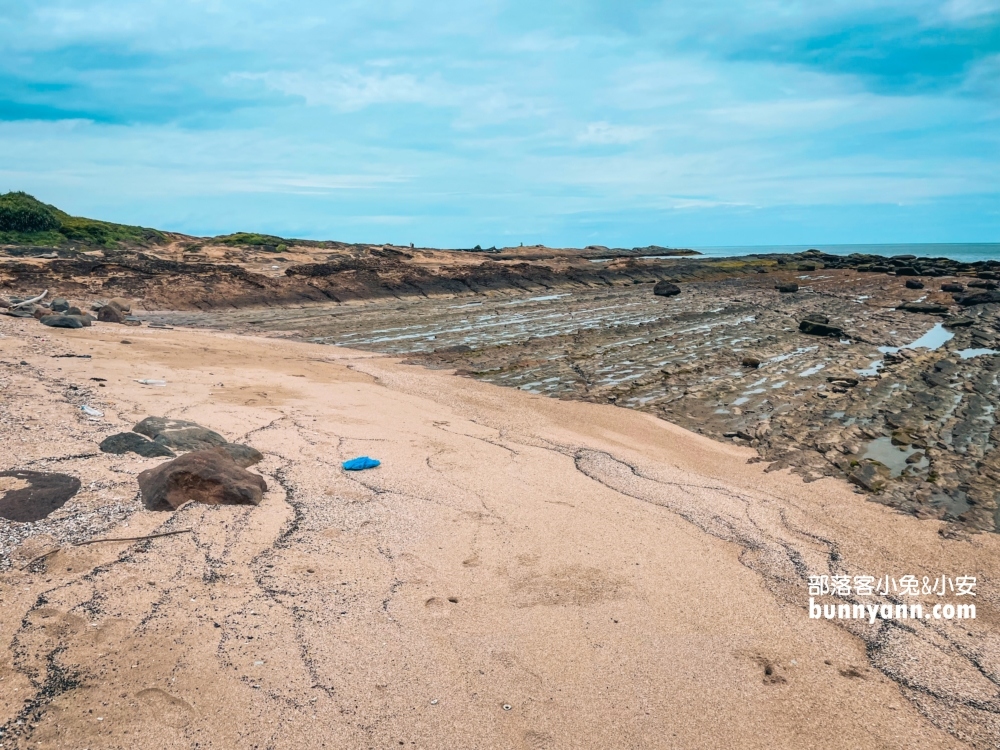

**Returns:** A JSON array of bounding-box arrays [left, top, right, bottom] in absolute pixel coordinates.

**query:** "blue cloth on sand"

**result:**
[[342, 456, 381, 471]]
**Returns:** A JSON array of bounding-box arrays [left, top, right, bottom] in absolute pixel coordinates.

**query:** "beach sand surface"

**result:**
[[0, 320, 995, 749]]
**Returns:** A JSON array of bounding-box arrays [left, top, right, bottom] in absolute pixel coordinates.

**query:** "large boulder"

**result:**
[[895, 267, 918, 276], [133, 416, 228, 452], [652, 281, 681, 297], [40, 314, 90, 329], [138, 448, 267, 511], [97, 304, 125, 323], [50, 298, 70, 312], [99, 432, 176, 458]]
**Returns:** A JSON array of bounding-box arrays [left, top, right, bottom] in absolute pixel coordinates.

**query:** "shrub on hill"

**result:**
[[0, 191, 62, 232], [0, 191, 166, 248]]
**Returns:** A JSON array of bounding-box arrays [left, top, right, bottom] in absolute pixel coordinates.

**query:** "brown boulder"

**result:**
[[97, 304, 125, 323], [138, 448, 267, 511]]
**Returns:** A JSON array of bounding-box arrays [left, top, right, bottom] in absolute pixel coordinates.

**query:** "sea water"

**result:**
[[690, 243, 1000, 263]]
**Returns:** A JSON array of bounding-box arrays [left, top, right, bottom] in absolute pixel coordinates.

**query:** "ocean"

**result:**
[[691, 243, 1000, 263]]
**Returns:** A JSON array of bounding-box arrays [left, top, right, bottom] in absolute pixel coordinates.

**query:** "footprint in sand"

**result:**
[[137, 688, 195, 728]]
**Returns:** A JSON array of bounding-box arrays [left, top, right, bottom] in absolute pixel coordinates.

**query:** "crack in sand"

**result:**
[[572, 447, 1000, 747]]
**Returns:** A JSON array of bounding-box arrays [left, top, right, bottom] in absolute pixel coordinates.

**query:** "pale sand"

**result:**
[[1, 320, 997, 749]]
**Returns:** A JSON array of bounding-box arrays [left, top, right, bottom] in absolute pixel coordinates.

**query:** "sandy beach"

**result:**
[[2, 315, 997, 748]]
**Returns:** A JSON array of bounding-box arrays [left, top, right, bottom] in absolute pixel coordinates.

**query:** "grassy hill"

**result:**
[[0, 191, 167, 249]]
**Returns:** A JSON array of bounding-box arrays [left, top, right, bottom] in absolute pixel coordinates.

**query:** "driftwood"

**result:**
[[11, 289, 48, 309], [18, 528, 192, 569]]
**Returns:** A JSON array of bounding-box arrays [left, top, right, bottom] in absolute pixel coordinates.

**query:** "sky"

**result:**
[[0, 1, 998, 248]]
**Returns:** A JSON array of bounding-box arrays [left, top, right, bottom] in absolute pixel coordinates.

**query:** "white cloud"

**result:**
[[577, 121, 655, 144]]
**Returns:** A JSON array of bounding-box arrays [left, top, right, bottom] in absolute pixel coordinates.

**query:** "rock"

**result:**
[[897, 302, 949, 314], [218, 443, 264, 468], [956, 291, 1000, 306], [969, 280, 998, 290], [99, 432, 176, 458], [941, 282, 965, 293], [827, 376, 859, 387], [4, 307, 36, 318], [652, 281, 681, 297], [905, 279, 924, 289], [50, 298, 70, 312], [799, 319, 844, 337], [777, 283, 799, 293], [895, 267, 918, 276], [138, 448, 268, 511], [798, 263, 817, 271], [802, 313, 829, 324], [741, 356, 761, 369], [944, 317, 974, 328], [0, 470, 81, 522], [97, 304, 125, 323], [906, 451, 925, 464], [848, 462, 888, 492], [39, 314, 90, 329], [133, 416, 228, 452]]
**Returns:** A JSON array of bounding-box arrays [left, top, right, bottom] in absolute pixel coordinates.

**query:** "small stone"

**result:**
[[904, 279, 924, 290], [777, 283, 799, 293], [741, 356, 761, 368]]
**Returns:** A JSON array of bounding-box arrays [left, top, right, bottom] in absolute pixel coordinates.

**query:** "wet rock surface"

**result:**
[[0, 470, 81, 522], [145, 250, 1000, 533]]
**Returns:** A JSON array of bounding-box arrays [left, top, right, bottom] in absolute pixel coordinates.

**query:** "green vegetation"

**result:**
[[0, 191, 166, 248], [0, 191, 62, 232], [214, 232, 288, 247]]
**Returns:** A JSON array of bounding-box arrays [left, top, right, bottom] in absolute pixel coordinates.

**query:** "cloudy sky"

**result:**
[[1, 1, 998, 247]]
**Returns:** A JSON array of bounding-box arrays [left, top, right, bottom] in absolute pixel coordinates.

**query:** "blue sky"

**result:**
[[1, 1, 998, 247]]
